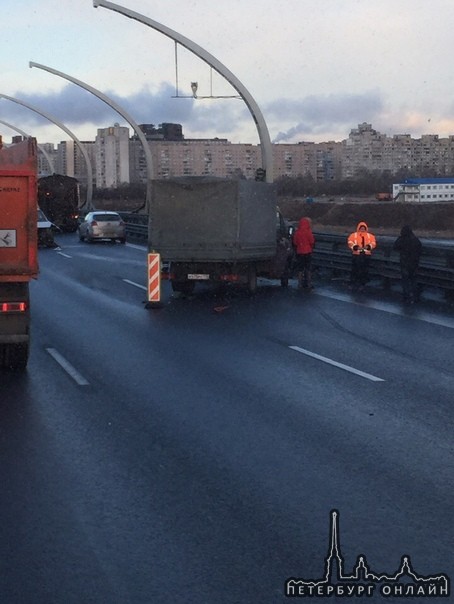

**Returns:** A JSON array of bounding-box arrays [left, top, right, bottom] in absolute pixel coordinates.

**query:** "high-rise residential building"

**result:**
[[41, 121, 454, 188], [95, 124, 130, 188], [55, 140, 96, 188], [37, 142, 56, 177], [342, 123, 454, 178], [56, 140, 76, 178]]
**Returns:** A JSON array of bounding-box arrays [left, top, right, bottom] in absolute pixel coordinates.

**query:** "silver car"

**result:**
[[78, 211, 126, 243]]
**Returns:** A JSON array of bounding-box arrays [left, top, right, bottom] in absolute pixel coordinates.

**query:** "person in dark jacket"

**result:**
[[293, 217, 315, 289], [393, 225, 422, 303]]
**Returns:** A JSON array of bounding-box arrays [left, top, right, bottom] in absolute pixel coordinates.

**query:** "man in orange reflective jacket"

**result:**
[[347, 221, 376, 288]]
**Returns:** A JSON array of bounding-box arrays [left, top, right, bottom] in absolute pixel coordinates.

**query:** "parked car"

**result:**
[[37, 208, 57, 248], [78, 211, 126, 243]]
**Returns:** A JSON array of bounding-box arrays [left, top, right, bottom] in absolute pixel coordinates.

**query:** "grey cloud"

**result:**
[[0, 82, 250, 138], [267, 90, 384, 142], [0, 82, 197, 128], [1, 84, 386, 143]]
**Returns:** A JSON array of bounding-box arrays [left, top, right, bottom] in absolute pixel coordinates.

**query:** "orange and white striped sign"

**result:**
[[147, 252, 161, 303]]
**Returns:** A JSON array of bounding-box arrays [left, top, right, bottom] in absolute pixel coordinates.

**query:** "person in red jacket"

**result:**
[[347, 221, 376, 289], [293, 217, 315, 289]]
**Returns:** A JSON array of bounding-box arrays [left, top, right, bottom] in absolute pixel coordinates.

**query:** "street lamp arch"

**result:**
[[0, 118, 55, 173], [93, 0, 274, 182], [0, 94, 94, 209], [30, 61, 154, 210]]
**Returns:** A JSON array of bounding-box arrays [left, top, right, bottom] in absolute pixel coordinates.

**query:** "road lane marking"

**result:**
[[289, 345, 385, 382], [125, 242, 146, 251], [57, 251, 72, 258], [123, 278, 147, 291], [46, 348, 90, 386]]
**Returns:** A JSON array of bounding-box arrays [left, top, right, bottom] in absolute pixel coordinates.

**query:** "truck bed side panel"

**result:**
[[149, 177, 277, 262], [0, 139, 38, 280]]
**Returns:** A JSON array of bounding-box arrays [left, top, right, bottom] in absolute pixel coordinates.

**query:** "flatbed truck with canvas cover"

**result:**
[[38, 174, 80, 232], [149, 176, 292, 295], [0, 137, 38, 369]]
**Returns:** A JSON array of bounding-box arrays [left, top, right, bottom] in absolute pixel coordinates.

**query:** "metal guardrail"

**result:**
[[119, 212, 148, 240], [121, 213, 454, 296], [310, 233, 454, 294]]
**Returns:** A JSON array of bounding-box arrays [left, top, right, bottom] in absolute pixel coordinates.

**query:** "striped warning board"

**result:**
[[147, 252, 161, 303]]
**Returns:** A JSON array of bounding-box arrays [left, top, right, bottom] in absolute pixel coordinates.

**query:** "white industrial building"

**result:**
[[393, 178, 454, 202]]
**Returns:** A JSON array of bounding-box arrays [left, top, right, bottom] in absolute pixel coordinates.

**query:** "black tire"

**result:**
[[280, 276, 289, 287], [119, 238, 126, 244]]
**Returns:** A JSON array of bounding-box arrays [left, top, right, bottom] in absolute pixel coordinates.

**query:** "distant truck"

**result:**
[[149, 177, 292, 295], [375, 192, 393, 201], [38, 174, 80, 232], [0, 137, 39, 369]]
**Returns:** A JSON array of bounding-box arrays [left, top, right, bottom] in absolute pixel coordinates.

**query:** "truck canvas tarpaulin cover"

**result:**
[[149, 177, 277, 262]]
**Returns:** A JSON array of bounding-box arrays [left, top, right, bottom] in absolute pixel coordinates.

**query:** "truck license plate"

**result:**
[[188, 274, 210, 280]]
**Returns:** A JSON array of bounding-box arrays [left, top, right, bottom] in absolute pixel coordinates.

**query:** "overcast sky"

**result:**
[[2, 0, 454, 146]]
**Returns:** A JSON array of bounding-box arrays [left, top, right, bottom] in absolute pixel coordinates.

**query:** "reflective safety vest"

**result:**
[[347, 222, 376, 255]]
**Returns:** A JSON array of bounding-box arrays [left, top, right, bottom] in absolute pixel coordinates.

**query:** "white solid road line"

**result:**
[[122, 278, 147, 291], [57, 251, 72, 258], [289, 345, 385, 382], [46, 348, 90, 386]]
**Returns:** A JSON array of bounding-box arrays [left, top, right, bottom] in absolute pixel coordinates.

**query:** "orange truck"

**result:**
[[0, 137, 38, 369], [375, 192, 393, 201]]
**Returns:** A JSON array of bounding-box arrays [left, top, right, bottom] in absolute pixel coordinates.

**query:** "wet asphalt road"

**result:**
[[0, 233, 453, 603]]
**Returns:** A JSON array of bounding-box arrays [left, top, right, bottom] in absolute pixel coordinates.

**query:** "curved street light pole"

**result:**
[[0, 94, 93, 209], [0, 118, 55, 173], [30, 61, 154, 210], [93, 0, 274, 183]]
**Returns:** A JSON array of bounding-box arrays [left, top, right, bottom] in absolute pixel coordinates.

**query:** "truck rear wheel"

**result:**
[[0, 342, 29, 370]]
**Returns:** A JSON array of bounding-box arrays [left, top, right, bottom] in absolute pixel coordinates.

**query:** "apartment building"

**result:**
[[342, 122, 454, 178], [47, 121, 454, 188], [37, 142, 56, 177], [127, 137, 342, 183], [95, 124, 129, 188], [130, 138, 259, 181], [55, 140, 96, 188]]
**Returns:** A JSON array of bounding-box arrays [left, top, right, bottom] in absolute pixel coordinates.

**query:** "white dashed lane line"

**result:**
[[122, 279, 147, 291], [46, 348, 90, 386], [289, 345, 385, 382]]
